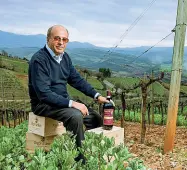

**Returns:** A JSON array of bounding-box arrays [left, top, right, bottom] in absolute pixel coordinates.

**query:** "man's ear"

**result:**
[[47, 36, 50, 43]]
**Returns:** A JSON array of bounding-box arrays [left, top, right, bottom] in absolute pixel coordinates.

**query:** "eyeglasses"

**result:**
[[53, 36, 69, 43]]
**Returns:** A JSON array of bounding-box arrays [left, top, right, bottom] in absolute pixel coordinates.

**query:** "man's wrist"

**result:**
[[94, 93, 101, 100], [69, 100, 73, 107]]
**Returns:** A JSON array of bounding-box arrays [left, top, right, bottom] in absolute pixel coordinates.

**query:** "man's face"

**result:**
[[47, 26, 69, 55]]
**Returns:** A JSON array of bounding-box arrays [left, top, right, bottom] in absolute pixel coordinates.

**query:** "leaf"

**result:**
[[19, 155, 25, 162], [0, 155, 5, 162]]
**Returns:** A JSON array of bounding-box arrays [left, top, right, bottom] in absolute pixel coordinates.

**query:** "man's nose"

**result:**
[[58, 40, 65, 45]]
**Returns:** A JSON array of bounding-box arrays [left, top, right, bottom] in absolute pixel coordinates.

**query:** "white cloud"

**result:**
[[0, 0, 186, 47]]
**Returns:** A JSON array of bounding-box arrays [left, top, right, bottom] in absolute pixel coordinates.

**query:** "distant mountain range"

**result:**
[[0, 30, 187, 76], [0, 30, 96, 48]]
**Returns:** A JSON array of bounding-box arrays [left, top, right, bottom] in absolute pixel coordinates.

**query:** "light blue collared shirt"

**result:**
[[46, 44, 63, 64]]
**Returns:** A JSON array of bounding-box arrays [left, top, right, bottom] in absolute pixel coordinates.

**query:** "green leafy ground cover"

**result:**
[[0, 122, 147, 170]]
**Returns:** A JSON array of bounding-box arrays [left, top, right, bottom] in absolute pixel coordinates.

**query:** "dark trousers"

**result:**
[[33, 103, 102, 148]]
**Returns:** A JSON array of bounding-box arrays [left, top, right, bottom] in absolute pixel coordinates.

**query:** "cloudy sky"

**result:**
[[0, 0, 186, 47]]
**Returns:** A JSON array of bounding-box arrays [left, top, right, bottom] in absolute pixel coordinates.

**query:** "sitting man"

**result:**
[[28, 25, 108, 162]]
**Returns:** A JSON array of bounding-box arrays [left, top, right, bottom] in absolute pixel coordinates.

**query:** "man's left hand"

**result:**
[[97, 96, 109, 104], [97, 96, 115, 106]]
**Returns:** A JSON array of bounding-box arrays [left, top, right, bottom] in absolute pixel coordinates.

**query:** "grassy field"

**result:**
[[0, 68, 29, 109], [0, 68, 28, 98], [67, 77, 104, 103], [106, 77, 169, 97], [0, 56, 28, 73]]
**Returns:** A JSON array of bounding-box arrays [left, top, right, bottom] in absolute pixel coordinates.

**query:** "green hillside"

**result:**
[[0, 68, 28, 98], [1, 54, 187, 108], [0, 68, 29, 109], [0, 55, 28, 73], [106, 77, 169, 97]]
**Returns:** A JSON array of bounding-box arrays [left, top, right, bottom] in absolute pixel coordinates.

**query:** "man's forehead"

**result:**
[[51, 26, 68, 35]]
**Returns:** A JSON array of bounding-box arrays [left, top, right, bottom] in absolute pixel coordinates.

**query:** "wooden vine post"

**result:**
[[121, 92, 126, 143], [82, 69, 90, 104], [164, 0, 187, 154], [150, 70, 154, 124], [1, 74, 5, 126]]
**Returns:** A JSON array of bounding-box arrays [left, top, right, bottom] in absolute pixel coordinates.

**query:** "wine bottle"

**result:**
[[103, 90, 114, 130]]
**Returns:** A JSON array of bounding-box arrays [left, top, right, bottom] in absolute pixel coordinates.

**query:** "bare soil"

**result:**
[[16, 74, 28, 79], [114, 121, 187, 169]]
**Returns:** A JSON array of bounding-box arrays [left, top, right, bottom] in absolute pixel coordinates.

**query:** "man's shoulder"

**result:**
[[30, 47, 48, 63], [63, 52, 72, 62], [64, 51, 70, 58]]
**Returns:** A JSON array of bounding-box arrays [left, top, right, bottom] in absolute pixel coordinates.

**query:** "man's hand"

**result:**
[[97, 96, 115, 106], [72, 101, 88, 117], [97, 96, 109, 104]]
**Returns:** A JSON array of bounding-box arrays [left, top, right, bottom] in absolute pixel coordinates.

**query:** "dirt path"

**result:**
[[114, 121, 187, 169]]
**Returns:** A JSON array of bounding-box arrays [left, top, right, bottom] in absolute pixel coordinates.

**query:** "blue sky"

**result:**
[[0, 0, 186, 47]]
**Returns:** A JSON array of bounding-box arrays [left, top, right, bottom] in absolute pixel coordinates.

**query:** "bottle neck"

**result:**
[[106, 90, 112, 100], [107, 96, 111, 101]]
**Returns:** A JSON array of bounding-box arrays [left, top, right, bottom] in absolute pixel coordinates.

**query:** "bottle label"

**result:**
[[103, 109, 113, 125]]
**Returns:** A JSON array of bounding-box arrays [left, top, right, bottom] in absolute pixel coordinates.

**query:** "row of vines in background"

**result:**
[[0, 68, 30, 127], [0, 108, 29, 127], [71, 71, 187, 128], [113, 99, 187, 127]]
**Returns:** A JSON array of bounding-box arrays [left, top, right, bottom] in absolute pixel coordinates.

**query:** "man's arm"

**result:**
[[66, 54, 109, 114], [67, 65, 97, 98], [30, 60, 70, 107], [67, 64, 109, 111]]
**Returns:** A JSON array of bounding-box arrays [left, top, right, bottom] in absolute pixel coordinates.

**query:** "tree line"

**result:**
[[0, 50, 29, 61]]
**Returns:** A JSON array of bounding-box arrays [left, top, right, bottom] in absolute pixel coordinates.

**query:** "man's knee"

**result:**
[[83, 111, 102, 130], [66, 110, 84, 134], [71, 110, 83, 125]]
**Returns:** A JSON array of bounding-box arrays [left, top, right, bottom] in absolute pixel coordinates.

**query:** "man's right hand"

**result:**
[[72, 101, 89, 117]]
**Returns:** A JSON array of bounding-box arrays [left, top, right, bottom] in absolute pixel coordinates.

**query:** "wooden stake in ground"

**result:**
[[121, 92, 126, 143], [164, 0, 187, 154], [82, 69, 89, 104], [150, 70, 154, 124]]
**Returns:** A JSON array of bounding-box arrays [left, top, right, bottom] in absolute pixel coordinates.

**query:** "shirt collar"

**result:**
[[45, 44, 64, 58]]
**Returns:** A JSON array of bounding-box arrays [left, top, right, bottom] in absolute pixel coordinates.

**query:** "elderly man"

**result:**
[[28, 25, 108, 162]]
